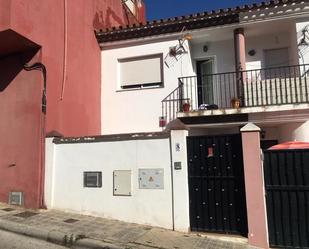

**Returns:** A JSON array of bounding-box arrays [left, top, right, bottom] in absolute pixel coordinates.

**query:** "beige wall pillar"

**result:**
[[240, 123, 269, 249], [234, 28, 246, 72], [234, 28, 246, 101], [170, 128, 190, 232]]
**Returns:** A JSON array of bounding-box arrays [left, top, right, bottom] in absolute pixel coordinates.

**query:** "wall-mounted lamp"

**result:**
[[248, 49, 256, 56], [203, 45, 208, 53]]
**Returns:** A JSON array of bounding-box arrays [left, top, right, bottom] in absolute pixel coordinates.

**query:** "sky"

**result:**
[[144, 0, 264, 20]]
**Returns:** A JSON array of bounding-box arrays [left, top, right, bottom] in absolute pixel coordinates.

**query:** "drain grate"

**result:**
[[63, 218, 79, 224], [14, 211, 39, 218], [2, 208, 15, 212]]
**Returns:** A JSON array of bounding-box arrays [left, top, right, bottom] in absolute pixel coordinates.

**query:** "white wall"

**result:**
[[279, 120, 309, 142], [245, 32, 294, 69], [101, 40, 194, 135], [191, 39, 235, 74], [190, 32, 296, 74], [259, 120, 309, 143], [44, 138, 56, 208], [46, 137, 174, 229], [290, 20, 300, 66]]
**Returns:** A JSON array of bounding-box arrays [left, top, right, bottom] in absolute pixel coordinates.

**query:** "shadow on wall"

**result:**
[[92, 0, 142, 30], [0, 49, 39, 91], [93, 7, 127, 30], [0, 30, 41, 91]]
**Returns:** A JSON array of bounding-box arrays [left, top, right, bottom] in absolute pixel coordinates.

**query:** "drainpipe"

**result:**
[[23, 62, 47, 208], [60, 0, 68, 100], [23, 63, 47, 114]]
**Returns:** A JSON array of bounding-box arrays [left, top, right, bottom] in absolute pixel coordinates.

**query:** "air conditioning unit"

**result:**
[[9, 192, 24, 206]]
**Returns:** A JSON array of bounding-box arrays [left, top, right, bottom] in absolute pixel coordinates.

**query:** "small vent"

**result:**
[[9, 192, 24, 206], [83, 172, 102, 188]]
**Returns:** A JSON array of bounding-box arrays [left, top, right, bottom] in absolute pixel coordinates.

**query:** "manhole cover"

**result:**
[[2, 208, 15, 212], [14, 211, 38, 218], [63, 218, 79, 224]]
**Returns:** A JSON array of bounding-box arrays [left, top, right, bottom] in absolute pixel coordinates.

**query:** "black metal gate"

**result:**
[[187, 134, 248, 235], [264, 149, 309, 248]]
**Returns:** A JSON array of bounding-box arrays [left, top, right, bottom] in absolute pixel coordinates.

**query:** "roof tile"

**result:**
[[96, 0, 304, 43]]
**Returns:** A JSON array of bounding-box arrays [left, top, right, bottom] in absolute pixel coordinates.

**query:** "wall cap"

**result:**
[[240, 122, 261, 132], [53, 132, 170, 144], [164, 119, 189, 131]]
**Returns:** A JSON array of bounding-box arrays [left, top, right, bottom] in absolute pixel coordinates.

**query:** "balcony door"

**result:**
[[196, 58, 214, 106]]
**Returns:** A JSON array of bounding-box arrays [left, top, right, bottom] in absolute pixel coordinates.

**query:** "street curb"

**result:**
[[75, 238, 123, 249], [0, 219, 44, 240], [0, 219, 123, 249]]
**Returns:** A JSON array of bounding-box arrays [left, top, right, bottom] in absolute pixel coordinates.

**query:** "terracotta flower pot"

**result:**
[[231, 98, 241, 108], [183, 103, 190, 112], [159, 116, 167, 127]]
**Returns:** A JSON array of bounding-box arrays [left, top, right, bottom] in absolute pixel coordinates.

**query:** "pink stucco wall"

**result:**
[[241, 128, 269, 249], [0, 0, 145, 208]]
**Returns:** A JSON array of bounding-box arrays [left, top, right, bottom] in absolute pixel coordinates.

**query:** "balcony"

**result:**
[[161, 64, 309, 124]]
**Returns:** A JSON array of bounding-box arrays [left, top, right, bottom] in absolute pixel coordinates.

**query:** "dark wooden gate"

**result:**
[[187, 134, 248, 235], [264, 149, 309, 248]]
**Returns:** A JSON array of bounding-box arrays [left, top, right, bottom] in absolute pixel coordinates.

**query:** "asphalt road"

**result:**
[[0, 230, 67, 249]]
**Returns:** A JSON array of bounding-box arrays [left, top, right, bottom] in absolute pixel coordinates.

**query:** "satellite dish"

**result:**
[[298, 26, 309, 47], [164, 27, 192, 68], [297, 25, 309, 64]]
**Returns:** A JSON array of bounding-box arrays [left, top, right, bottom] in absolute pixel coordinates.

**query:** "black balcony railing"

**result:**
[[161, 64, 309, 124]]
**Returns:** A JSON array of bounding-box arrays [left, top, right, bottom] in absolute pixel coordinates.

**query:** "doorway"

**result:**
[[196, 58, 215, 106], [264, 148, 309, 248], [187, 134, 248, 235]]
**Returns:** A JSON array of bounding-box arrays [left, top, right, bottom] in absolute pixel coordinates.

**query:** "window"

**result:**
[[83, 172, 102, 188], [264, 48, 290, 79], [123, 0, 142, 16], [123, 0, 136, 15], [119, 54, 163, 89]]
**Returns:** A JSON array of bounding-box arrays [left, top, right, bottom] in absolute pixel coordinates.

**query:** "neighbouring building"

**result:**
[[0, 0, 145, 209]]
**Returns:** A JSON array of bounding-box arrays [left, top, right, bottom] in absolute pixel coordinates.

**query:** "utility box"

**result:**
[[139, 168, 164, 189], [174, 162, 182, 170], [113, 170, 132, 196]]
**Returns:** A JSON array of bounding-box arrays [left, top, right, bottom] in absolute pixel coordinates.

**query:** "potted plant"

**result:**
[[231, 97, 241, 109], [182, 102, 190, 112], [159, 116, 167, 127]]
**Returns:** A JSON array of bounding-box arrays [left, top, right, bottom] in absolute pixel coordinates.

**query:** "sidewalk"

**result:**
[[0, 203, 258, 249]]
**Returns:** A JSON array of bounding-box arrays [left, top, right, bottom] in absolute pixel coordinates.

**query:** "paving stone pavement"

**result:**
[[0, 203, 259, 249]]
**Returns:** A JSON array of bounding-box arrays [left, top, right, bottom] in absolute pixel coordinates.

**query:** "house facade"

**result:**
[[99, 0, 309, 146], [0, 0, 145, 209], [73, 1, 309, 248]]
